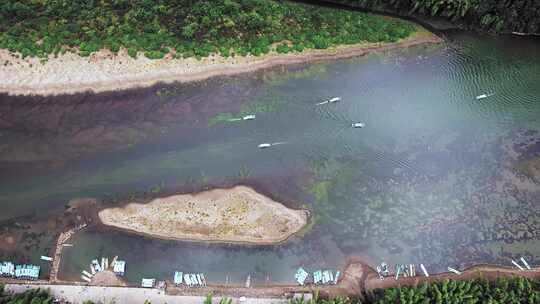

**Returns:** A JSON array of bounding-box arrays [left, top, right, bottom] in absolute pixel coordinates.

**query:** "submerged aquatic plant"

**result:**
[[238, 165, 251, 179], [309, 181, 332, 204], [208, 113, 235, 127]]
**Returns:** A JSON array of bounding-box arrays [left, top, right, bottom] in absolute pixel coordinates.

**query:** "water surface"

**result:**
[[1, 31, 539, 284]]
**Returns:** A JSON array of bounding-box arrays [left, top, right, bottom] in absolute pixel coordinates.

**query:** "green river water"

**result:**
[[0, 31, 539, 284]]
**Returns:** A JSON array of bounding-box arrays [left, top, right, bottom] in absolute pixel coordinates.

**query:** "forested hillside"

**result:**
[[0, 0, 415, 60], [319, 0, 540, 34]]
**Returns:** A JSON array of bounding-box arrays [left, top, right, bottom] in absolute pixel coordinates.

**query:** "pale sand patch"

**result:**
[[98, 186, 309, 244], [0, 28, 441, 96], [90, 270, 127, 287]]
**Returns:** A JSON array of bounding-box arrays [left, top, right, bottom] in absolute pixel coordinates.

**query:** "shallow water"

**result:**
[[1, 31, 540, 284]]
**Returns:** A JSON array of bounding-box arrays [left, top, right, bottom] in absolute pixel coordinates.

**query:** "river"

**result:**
[[0, 31, 539, 285]]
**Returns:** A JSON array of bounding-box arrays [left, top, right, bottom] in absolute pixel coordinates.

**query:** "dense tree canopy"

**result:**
[[0, 0, 416, 60], [319, 0, 540, 34], [0, 285, 53, 304]]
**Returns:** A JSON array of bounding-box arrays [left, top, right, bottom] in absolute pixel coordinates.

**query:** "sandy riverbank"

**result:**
[[98, 185, 309, 245], [0, 28, 441, 96]]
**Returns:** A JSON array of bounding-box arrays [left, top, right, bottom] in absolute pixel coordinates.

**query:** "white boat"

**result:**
[[92, 259, 101, 272], [111, 256, 118, 268], [447, 267, 461, 275], [520, 257, 532, 270], [200, 273, 207, 286], [81, 275, 92, 282], [184, 274, 192, 286], [476, 93, 494, 100], [245, 274, 251, 288], [511, 260, 525, 271], [352, 122, 366, 128], [258, 143, 272, 149], [316, 97, 341, 106], [420, 264, 429, 277], [82, 270, 93, 278], [334, 271, 340, 284], [242, 115, 256, 120], [101, 258, 106, 272], [90, 265, 96, 275], [40, 256, 53, 262], [191, 274, 198, 286]]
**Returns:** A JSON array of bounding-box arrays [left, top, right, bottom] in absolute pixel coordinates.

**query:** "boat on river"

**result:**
[[258, 143, 272, 149], [476, 93, 494, 100], [316, 97, 341, 105], [258, 142, 287, 149], [352, 122, 366, 128]]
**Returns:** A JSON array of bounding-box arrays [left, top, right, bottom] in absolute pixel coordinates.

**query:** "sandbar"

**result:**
[[98, 186, 309, 244]]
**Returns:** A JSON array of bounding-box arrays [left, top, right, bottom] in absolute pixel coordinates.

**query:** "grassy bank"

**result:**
[[0, 0, 416, 60]]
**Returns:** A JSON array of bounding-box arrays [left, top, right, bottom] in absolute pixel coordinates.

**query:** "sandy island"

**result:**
[[98, 186, 309, 244], [0, 28, 441, 96]]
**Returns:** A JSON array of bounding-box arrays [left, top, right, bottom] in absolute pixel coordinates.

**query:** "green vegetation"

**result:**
[[329, 0, 540, 33], [1, 277, 539, 303], [0, 285, 53, 304], [289, 277, 540, 303], [368, 277, 540, 304], [207, 93, 283, 127], [0, 0, 416, 60]]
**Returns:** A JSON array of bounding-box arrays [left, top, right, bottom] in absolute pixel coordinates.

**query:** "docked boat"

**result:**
[[82, 270, 93, 278], [520, 257, 532, 270], [40, 256, 53, 262], [447, 267, 461, 275], [294, 267, 308, 286], [511, 259, 524, 271], [420, 264, 429, 277]]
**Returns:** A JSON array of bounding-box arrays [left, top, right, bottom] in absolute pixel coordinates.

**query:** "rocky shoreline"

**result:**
[[0, 28, 441, 97]]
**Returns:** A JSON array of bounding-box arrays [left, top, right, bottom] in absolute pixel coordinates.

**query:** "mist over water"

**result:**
[[1, 31, 540, 284]]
